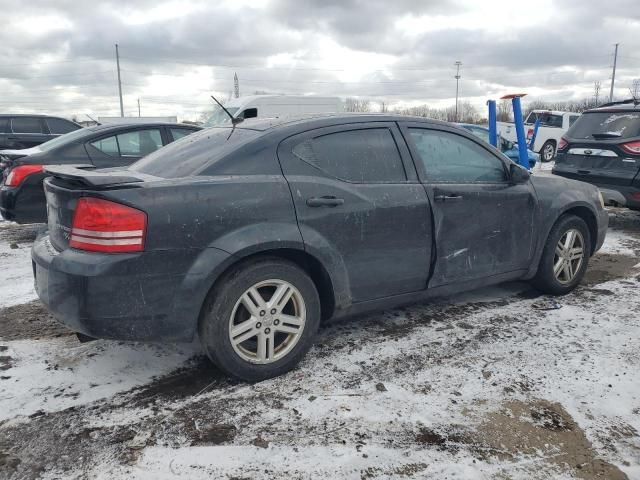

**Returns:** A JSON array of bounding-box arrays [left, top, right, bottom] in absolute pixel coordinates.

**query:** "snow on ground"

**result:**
[[0, 220, 39, 308], [0, 210, 639, 479]]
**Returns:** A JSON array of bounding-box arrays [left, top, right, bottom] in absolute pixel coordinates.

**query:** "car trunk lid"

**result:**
[[44, 166, 154, 251], [555, 141, 640, 187]]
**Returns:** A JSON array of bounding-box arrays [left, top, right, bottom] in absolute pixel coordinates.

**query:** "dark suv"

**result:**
[[0, 114, 81, 150], [552, 100, 640, 210], [32, 115, 608, 381]]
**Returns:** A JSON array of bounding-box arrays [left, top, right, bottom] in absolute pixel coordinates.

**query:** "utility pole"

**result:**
[[609, 43, 619, 103], [632, 79, 640, 99], [234, 72, 239, 98], [115, 44, 124, 117], [594, 81, 601, 106], [454, 61, 462, 122], [137, 98, 141, 117]]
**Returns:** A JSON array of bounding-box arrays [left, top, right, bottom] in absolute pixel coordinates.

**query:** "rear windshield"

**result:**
[[38, 127, 91, 152], [568, 111, 640, 140], [129, 127, 260, 178]]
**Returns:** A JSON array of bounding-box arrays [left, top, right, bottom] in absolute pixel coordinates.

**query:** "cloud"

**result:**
[[1, 0, 639, 119]]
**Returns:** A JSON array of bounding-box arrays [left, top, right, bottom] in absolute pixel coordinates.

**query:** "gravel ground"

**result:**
[[0, 208, 639, 479]]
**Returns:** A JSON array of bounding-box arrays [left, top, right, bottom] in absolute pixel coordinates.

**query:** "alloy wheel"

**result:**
[[228, 279, 306, 364], [553, 229, 585, 284], [543, 143, 555, 161]]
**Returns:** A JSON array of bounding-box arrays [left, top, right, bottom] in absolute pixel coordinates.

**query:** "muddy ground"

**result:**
[[0, 209, 639, 479]]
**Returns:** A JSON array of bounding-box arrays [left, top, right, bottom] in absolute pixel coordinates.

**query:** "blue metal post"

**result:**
[[511, 96, 530, 169], [528, 119, 540, 150], [487, 100, 497, 147]]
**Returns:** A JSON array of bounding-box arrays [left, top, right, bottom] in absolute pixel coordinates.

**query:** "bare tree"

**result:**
[[497, 100, 512, 122], [345, 97, 371, 113], [379, 100, 389, 113]]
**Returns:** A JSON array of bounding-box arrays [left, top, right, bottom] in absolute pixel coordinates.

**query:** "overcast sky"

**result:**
[[2, 0, 639, 121]]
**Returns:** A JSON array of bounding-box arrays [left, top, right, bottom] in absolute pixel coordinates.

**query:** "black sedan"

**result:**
[[0, 122, 201, 223], [33, 114, 608, 381]]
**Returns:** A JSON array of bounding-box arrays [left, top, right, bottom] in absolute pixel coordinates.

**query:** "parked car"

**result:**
[[205, 95, 344, 126], [552, 100, 640, 210], [33, 115, 608, 381], [0, 114, 81, 150], [457, 123, 539, 168], [0, 122, 200, 223], [498, 110, 581, 162]]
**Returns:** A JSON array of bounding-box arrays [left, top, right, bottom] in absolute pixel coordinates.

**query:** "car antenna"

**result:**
[[210, 95, 243, 125], [85, 113, 101, 125]]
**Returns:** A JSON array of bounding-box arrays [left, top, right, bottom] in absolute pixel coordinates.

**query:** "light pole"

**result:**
[[454, 61, 462, 122]]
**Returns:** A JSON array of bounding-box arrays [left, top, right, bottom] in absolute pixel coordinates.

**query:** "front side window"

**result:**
[[117, 129, 162, 156], [292, 128, 406, 183], [409, 129, 507, 183], [46, 118, 79, 135], [11, 117, 43, 134], [90, 136, 119, 156]]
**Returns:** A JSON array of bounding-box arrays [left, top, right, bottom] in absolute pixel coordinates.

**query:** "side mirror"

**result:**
[[241, 108, 258, 119], [510, 163, 530, 184]]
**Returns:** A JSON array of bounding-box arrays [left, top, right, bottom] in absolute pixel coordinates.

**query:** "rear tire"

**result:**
[[198, 257, 321, 382], [541, 140, 556, 162], [531, 215, 591, 295]]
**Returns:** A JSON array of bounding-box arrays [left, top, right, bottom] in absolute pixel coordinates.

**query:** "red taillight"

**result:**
[[557, 137, 568, 151], [621, 140, 640, 155], [70, 197, 147, 253], [5, 164, 43, 187]]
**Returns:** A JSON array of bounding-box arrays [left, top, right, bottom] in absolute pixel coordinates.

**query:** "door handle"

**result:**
[[577, 170, 591, 174], [306, 196, 345, 207], [434, 194, 463, 202]]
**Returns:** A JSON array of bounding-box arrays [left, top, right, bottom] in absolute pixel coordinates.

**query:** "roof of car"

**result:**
[[0, 114, 76, 120], [232, 113, 451, 132], [83, 122, 202, 134], [586, 100, 640, 113]]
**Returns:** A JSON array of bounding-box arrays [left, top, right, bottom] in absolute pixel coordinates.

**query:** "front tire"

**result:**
[[198, 258, 321, 382], [531, 215, 591, 295], [541, 140, 556, 162]]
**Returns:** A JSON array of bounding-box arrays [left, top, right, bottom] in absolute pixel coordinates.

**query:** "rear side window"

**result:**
[[90, 136, 119, 156], [292, 128, 406, 183], [130, 127, 261, 178], [568, 111, 640, 140], [569, 115, 580, 126], [409, 129, 507, 183], [11, 117, 44, 134], [0, 118, 9, 133], [46, 118, 79, 134], [117, 129, 162, 156], [170, 128, 196, 141]]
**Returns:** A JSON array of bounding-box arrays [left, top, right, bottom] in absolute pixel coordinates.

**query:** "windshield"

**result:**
[[204, 106, 239, 127], [129, 127, 260, 178], [37, 127, 92, 152], [567, 111, 640, 140]]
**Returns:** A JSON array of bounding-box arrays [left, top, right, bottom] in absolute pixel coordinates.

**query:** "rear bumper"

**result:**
[[551, 170, 640, 209], [0, 180, 47, 224], [31, 234, 231, 342]]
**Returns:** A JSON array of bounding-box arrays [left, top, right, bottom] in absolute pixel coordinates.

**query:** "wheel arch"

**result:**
[[559, 205, 599, 255], [200, 246, 338, 325]]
